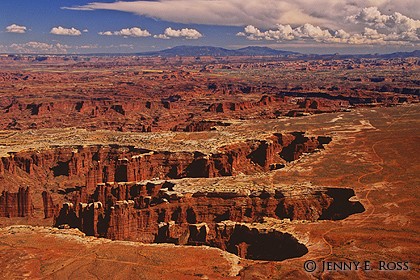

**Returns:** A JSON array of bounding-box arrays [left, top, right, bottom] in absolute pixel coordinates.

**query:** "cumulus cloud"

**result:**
[[76, 44, 98, 49], [238, 24, 334, 43], [64, 0, 420, 30], [6, 24, 27, 34], [350, 7, 420, 32], [8, 42, 71, 54], [98, 31, 113, 36], [236, 6, 420, 46], [154, 27, 202, 39], [63, 1, 419, 45], [98, 27, 151, 37], [238, 22, 418, 45], [347, 6, 420, 44], [1, 42, 140, 54], [0, 41, 144, 54], [50, 26, 82, 36], [237, 24, 293, 41]]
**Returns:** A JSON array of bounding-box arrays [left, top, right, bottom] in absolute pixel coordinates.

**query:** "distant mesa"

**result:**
[[138, 45, 299, 57], [2, 44, 419, 58], [134, 46, 420, 58], [379, 50, 420, 59]]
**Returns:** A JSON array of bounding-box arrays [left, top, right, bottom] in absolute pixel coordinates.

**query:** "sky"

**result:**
[[0, 0, 419, 54]]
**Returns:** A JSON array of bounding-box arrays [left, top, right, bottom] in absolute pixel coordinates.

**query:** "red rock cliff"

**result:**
[[0, 133, 332, 191], [54, 182, 364, 243], [0, 187, 33, 217]]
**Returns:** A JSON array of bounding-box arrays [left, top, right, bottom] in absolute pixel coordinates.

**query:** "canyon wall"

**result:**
[[0, 132, 331, 190], [0, 131, 368, 261], [54, 182, 364, 242], [0, 187, 33, 217], [52, 181, 364, 259]]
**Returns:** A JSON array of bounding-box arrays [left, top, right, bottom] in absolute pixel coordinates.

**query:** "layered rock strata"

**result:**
[[0, 132, 331, 190], [0, 187, 33, 217], [53, 181, 364, 260]]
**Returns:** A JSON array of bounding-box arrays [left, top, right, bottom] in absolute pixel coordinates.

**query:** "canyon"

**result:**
[[0, 55, 418, 279], [0, 187, 33, 218], [51, 182, 363, 260], [0, 132, 331, 189], [1, 55, 418, 133], [0, 131, 347, 260]]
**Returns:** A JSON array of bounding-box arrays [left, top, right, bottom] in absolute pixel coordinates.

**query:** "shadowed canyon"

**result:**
[[0, 54, 418, 279]]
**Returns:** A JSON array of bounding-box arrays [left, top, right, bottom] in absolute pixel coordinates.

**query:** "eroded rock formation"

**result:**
[[53, 181, 364, 259], [42, 191, 59, 219], [0, 132, 331, 190], [172, 120, 231, 132], [207, 95, 284, 113], [0, 187, 33, 217]]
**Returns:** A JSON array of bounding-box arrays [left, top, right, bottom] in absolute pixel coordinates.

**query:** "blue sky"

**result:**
[[1, 0, 419, 54]]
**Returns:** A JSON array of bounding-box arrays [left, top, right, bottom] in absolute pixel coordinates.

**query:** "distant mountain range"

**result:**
[[309, 50, 420, 59], [134, 45, 420, 58], [5, 45, 419, 59], [378, 50, 420, 58], [138, 45, 299, 57]]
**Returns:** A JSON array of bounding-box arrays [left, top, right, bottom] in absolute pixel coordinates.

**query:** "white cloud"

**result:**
[[348, 7, 420, 44], [153, 34, 170, 39], [1, 42, 139, 54], [239, 22, 418, 45], [64, 0, 326, 28], [6, 24, 27, 34], [99, 27, 151, 37], [236, 6, 419, 46], [8, 41, 71, 54], [62, 1, 419, 46], [239, 24, 333, 43], [64, 0, 420, 30], [50, 26, 82, 36], [237, 24, 294, 41], [154, 27, 202, 39], [98, 31, 113, 36], [350, 7, 420, 32], [76, 44, 98, 49], [295, 24, 333, 41]]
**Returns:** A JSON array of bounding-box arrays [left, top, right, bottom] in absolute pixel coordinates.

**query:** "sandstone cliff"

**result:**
[[0, 133, 331, 190], [0, 187, 33, 217], [54, 182, 364, 243]]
